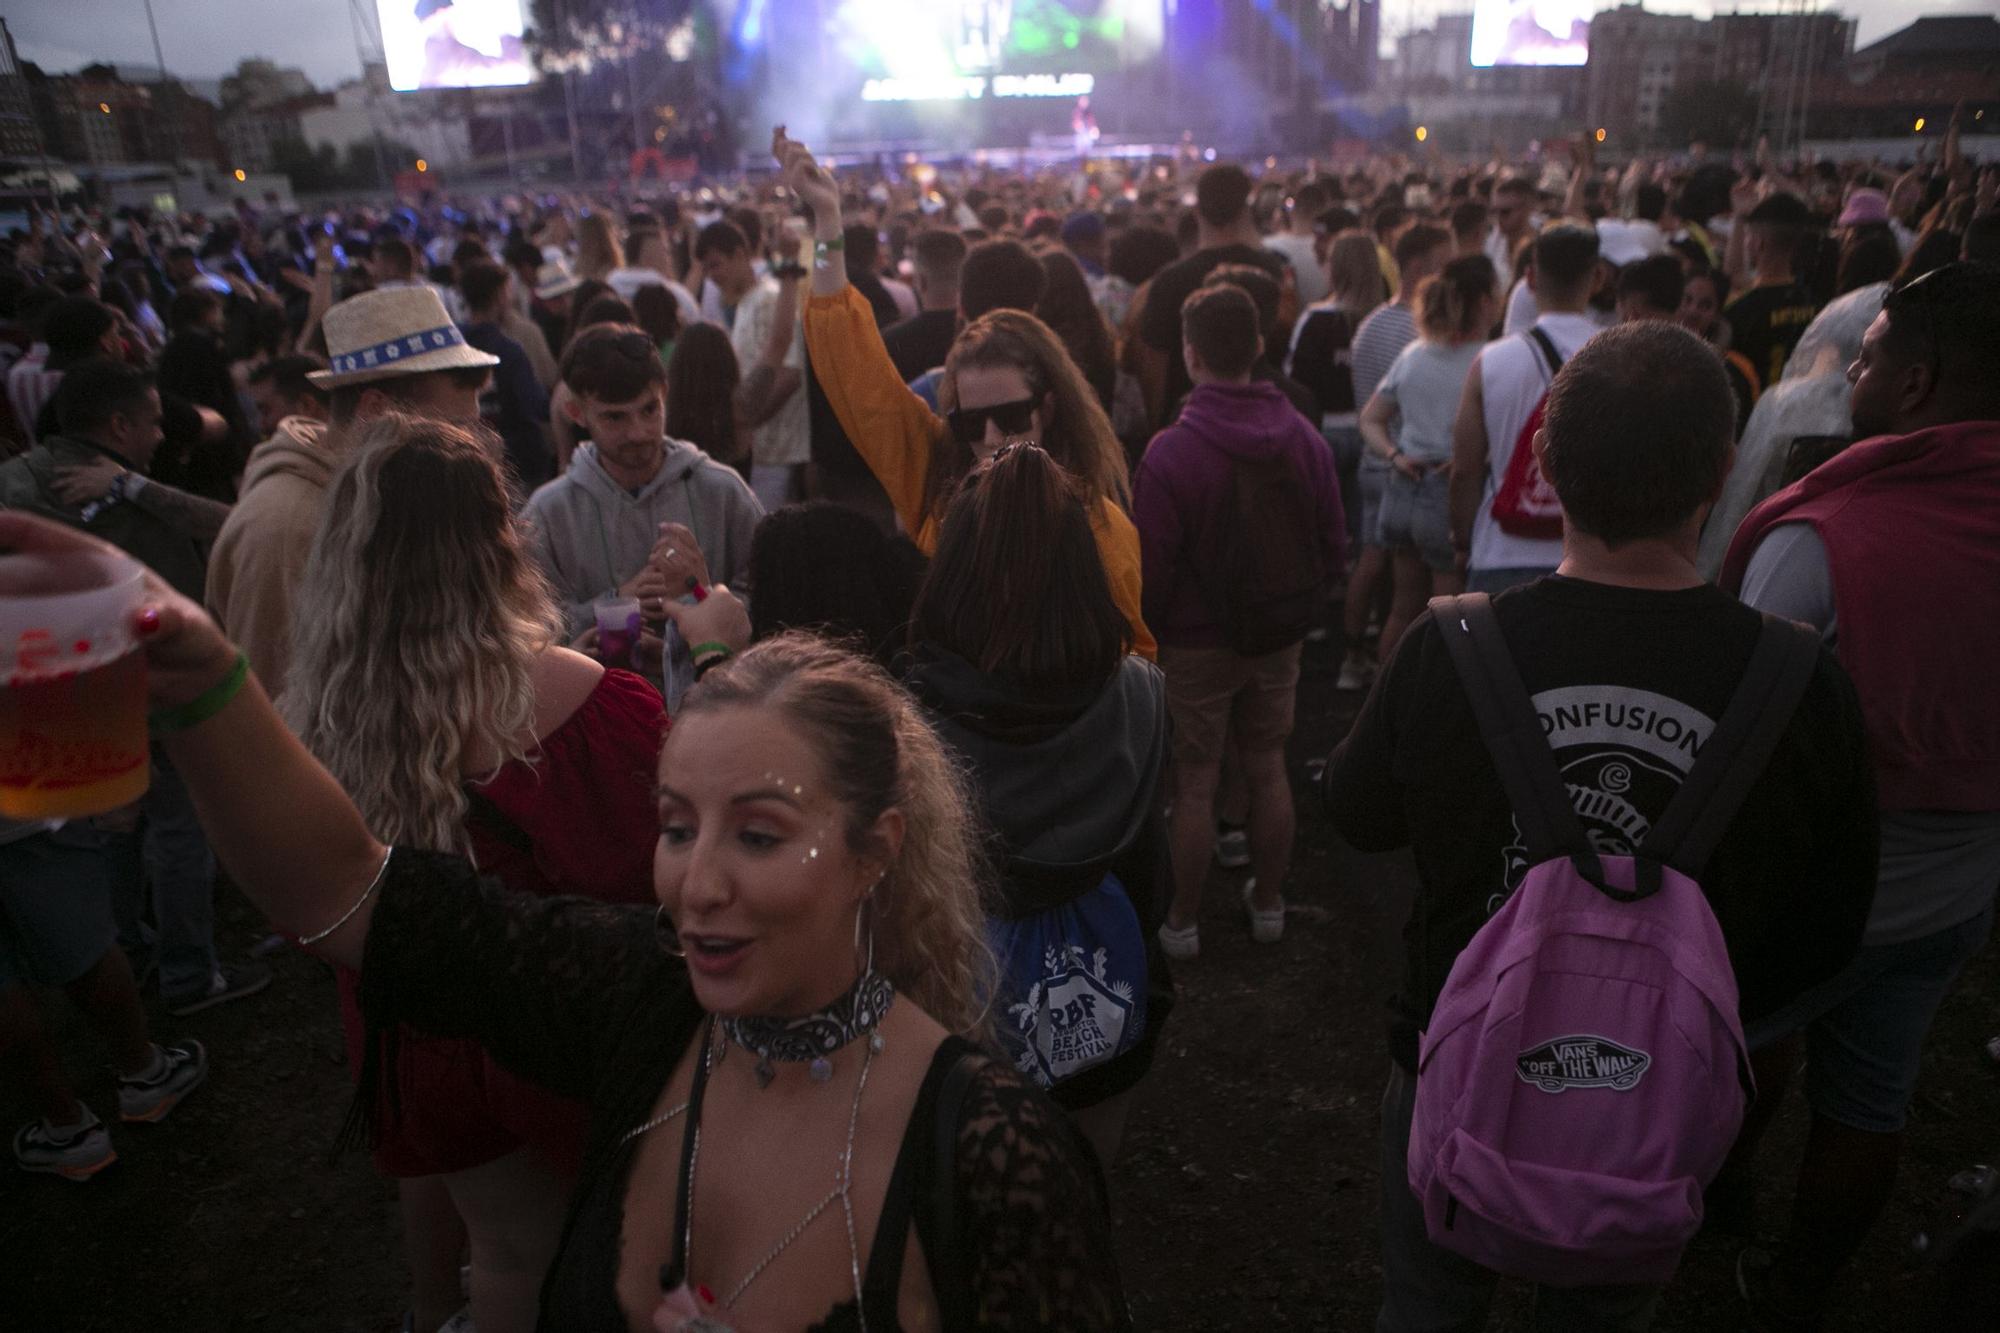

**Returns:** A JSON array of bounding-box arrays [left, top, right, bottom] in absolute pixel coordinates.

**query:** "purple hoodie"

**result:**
[[1134, 381, 1347, 650]]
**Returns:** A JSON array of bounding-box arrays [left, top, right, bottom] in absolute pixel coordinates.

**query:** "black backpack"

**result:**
[[1197, 441, 1327, 656]]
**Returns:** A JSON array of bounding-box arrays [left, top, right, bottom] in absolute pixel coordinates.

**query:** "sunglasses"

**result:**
[[946, 396, 1038, 447]]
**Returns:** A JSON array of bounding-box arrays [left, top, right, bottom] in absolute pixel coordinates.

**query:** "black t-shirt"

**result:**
[[1725, 282, 1820, 392], [1287, 306, 1357, 418], [881, 309, 960, 384], [1140, 244, 1289, 410], [1323, 576, 1878, 1072]]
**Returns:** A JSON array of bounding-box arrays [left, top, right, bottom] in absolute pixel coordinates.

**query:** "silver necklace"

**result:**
[[684, 1024, 876, 1330]]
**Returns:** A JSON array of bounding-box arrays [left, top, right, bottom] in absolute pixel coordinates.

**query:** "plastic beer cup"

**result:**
[[0, 550, 151, 819], [593, 596, 642, 671]]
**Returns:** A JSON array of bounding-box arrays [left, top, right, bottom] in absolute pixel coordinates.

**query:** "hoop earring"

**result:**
[[655, 905, 686, 959], [853, 883, 879, 977]]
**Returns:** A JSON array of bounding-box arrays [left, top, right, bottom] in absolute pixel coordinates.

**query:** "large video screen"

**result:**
[[1470, 0, 1593, 68], [730, 0, 1163, 102], [377, 0, 535, 92]]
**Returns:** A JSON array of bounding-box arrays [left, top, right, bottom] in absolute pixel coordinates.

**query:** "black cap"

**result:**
[[1746, 192, 1814, 228]]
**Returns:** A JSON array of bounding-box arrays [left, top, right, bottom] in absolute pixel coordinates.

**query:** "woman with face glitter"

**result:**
[[0, 507, 1130, 1333]]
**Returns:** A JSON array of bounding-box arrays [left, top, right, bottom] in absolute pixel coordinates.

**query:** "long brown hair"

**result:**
[[911, 444, 1130, 694], [1035, 249, 1117, 408], [932, 310, 1131, 523], [679, 635, 995, 1038]]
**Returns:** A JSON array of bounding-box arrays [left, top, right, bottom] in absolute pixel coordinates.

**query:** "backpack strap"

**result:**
[[1432, 593, 1627, 895], [1525, 327, 1564, 382], [1638, 613, 1821, 877]]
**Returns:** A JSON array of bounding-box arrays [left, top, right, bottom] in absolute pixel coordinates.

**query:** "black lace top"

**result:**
[[355, 851, 1131, 1332]]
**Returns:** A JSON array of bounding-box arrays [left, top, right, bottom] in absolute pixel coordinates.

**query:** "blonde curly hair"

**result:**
[[282, 414, 561, 856], [677, 633, 997, 1040]]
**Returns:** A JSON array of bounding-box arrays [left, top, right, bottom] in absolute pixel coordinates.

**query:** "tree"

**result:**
[[270, 138, 342, 193], [1657, 79, 1762, 152]]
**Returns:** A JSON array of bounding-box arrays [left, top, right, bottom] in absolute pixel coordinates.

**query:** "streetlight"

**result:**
[[1914, 117, 1926, 133], [415, 159, 429, 173], [1415, 126, 1428, 143], [233, 168, 245, 182], [1595, 127, 1607, 143], [99, 102, 111, 114]]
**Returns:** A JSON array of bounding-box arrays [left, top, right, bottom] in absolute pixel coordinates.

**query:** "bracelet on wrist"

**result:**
[[690, 641, 733, 681], [149, 652, 249, 737]]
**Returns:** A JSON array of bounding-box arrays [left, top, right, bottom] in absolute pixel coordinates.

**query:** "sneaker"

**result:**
[[1242, 879, 1285, 944], [117, 1039, 208, 1124], [14, 1108, 117, 1181], [1157, 921, 1200, 962], [1335, 653, 1376, 692], [164, 961, 271, 1017], [437, 1309, 477, 1333], [1214, 825, 1251, 869]]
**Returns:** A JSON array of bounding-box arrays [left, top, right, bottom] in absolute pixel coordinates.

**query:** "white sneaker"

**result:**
[[1335, 654, 1376, 692], [1157, 921, 1200, 961], [1243, 879, 1285, 945]]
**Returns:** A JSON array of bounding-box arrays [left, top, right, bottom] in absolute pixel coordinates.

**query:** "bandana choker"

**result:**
[[721, 971, 894, 1089]]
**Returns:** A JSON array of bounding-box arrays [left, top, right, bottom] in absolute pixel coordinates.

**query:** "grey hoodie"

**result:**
[[520, 438, 764, 636]]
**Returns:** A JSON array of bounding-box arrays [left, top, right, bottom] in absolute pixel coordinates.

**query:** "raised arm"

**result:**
[[0, 513, 382, 969], [777, 126, 944, 533]]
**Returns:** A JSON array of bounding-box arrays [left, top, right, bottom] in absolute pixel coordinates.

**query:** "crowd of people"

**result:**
[[1, 109, 1997, 1333]]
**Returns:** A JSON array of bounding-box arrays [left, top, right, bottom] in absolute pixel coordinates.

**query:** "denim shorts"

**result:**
[[1745, 902, 1995, 1134], [0, 825, 130, 990], [1355, 455, 1389, 551], [1376, 466, 1455, 572]]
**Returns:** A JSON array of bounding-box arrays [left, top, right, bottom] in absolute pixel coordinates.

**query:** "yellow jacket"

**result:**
[[804, 287, 1156, 659]]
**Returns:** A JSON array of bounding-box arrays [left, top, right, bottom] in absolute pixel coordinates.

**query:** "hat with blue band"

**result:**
[[308, 285, 499, 389]]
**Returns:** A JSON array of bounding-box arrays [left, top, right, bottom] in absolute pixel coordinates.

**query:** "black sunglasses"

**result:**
[[946, 396, 1038, 447]]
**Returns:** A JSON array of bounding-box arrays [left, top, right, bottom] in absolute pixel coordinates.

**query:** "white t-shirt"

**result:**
[[730, 281, 808, 469], [1376, 338, 1484, 465], [1470, 312, 1601, 573], [1267, 232, 1328, 308], [606, 268, 704, 328]]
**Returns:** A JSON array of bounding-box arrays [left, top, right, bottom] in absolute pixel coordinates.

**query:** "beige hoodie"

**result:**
[[205, 416, 336, 700]]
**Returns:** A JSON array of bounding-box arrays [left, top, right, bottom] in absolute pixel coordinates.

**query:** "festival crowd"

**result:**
[[1, 107, 1997, 1333]]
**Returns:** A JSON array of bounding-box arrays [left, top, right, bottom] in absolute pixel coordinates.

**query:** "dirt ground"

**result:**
[[6, 632, 1998, 1331]]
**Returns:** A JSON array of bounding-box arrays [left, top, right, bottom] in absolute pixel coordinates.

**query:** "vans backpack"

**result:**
[[1409, 593, 1820, 1285], [1198, 445, 1326, 656], [1488, 328, 1567, 541]]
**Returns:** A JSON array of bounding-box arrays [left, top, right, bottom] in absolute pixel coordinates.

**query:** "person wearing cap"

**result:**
[[206, 286, 496, 699], [527, 256, 583, 373], [1725, 191, 1823, 392]]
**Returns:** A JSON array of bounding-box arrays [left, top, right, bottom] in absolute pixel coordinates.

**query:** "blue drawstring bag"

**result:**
[[988, 873, 1149, 1090]]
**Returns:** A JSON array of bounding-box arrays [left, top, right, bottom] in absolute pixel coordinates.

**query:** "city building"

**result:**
[[218, 58, 330, 174], [298, 64, 474, 174], [1583, 5, 1854, 146], [1807, 15, 2000, 140]]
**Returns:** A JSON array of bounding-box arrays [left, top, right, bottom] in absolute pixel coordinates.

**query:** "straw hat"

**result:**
[[308, 286, 500, 389], [533, 258, 582, 300]]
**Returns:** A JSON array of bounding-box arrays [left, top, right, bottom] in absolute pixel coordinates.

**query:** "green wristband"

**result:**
[[149, 652, 249, 736], [689, 641, 733, 661]]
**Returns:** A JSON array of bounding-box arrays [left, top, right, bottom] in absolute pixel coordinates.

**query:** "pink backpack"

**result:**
[[1487, 329, 1567, 540], [1410, 594, 1819, 1285]]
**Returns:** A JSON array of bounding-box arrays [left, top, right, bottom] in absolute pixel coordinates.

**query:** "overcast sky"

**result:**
[[6, 0, 1989, 90]]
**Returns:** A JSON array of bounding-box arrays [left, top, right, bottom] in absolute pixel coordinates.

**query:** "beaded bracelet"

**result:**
[[148, 652, 249, 736]]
